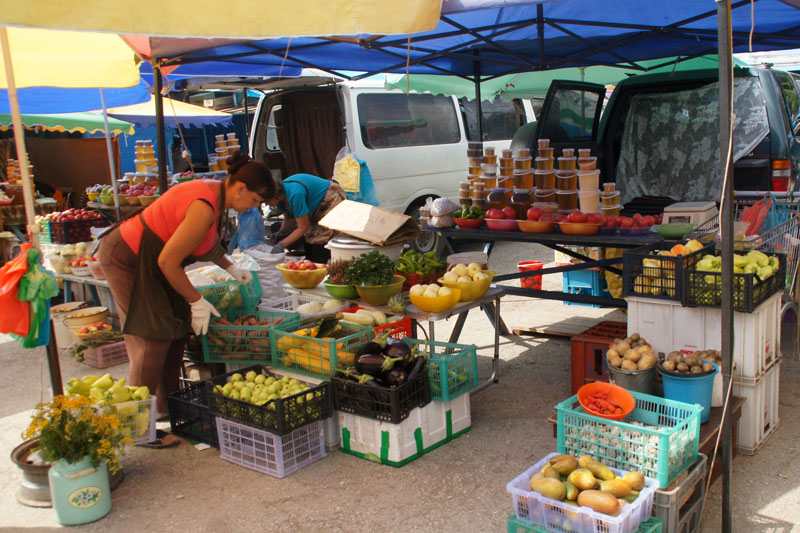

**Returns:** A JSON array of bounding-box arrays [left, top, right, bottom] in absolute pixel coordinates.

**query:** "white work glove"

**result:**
[[225, 264, 253, 285], [189, 297, 220, 336]]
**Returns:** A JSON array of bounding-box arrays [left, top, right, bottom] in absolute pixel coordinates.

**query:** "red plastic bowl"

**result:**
[[454, 218, 484, 230], [485, 218, 519, 232], [558, 222, 600, 236], [577, 382, 635, 421], [517, 219, 556, 234]]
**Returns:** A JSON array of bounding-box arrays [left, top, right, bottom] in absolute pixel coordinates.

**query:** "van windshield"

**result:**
[[357, 93, 460, 149], [460, 97, 527, 141]]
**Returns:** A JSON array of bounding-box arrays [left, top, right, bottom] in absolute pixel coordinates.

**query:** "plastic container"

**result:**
[[517, 260, 543, 290], [467, 156, 482, 166], [578, 190, 600, 213], [506, 515, 663, 533], [498, 165, 514, 177], [601, 191, 621, 207], [601, 204, 621, 217], [732, 361, 780, 454], [484, 145, 496, 156], [570, 321, 627, 394], [507, 452, 658, 533], [562, 148, 575, 157], [167, 381, 218, 447], [577, 169, 600, 190], [262, 294, 348, 318], [196, 273, 263, 317], [339, 394, 470, 467], [497, 177, 514, 190], [556, 190, 578, 211], [558, 156, 577, 170], [332, 370, 431, 424], [603, 182, 616, 192], [578, 148, 592, 158], [533, 201, 558, 213], [49, 456, 111, 525], [82, 341, 128, 369], [535, 157, 554, 170], [537, 138, 550, 149], [556, 391, 702, 488], [653, 453, 707, 533], [514, 157, 532, 170], [483, 154, 498, 165], [200, 310, 300, 364], [578, 157, 597, 170], [660, 361, 717, 424], [534, 189, 556, 203], [514, 170, 535, 189], [537, 147, 554, 159], [622, 242, 712, 303], [555, 173, 577, 191], [115, 396, 157, 445], [608, 364, 656, 395], [206, 365, 332, 435], [420, 339, 479, 401], [217, 418, 326, 478], [481, 175, 498, 189], [468, 165, 481, 175], [533, 170, 554, 190], [516, 148, 531, 158]]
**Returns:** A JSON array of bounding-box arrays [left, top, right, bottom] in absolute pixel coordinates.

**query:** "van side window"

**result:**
[[774, 70, 800, 138], [357, 93, 460, 149], [460, 97, 527, 141], [541, 89, 600, 142], [265, 104, 282, 151]]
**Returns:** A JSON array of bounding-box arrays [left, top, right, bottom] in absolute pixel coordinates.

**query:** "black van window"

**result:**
[[460, 97, 527, 141], [357, 93, 460, 149], [265, 104, 282, 152], [541, 89, 599, 142], [774, 70, 800, 138]]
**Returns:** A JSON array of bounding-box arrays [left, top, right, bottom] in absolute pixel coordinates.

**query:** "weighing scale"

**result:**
[[663, 201, 718, 226]]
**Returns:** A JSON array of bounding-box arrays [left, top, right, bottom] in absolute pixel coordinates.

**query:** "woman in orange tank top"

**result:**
[[98, 153, 274, 447]]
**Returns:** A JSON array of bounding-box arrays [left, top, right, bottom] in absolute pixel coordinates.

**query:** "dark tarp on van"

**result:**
[[280, 91, 342, 179], [616, 78, 769, 203]]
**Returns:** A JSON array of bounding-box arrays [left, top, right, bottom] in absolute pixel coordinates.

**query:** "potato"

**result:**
[[702, 362, 715, 372], [630, 333, 640, 342], [610, 357, 623, 368], [662, 360, 676, 372], [621, 360, 638, 371], [637, 355, 657, 370], [690, 365, 703, 374], [624, 349, 641, 363], [616, 341, 630, 355], [685, 354, 700, 367], [606, 348, 620, 361], [677, 362, 689, 373], [667, 351, 684, 363]]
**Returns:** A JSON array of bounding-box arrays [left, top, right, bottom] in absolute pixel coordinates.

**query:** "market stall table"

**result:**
[[86, 201, 141, 223], [55, 273, 114, 313], [428, 225, 663, 308], [283, 284, 504, 392]]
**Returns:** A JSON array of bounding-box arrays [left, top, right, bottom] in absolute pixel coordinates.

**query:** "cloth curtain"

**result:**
[[282, 91, 343, 179]]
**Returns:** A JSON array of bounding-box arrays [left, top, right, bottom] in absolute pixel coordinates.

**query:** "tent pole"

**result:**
[[716, 1, 734, 531], [153, 64, 169, 194], [241, 88, 250, 155], [99, 89, 122, 220], [1, 26, 62, 397], [474, 54, 483, 142]]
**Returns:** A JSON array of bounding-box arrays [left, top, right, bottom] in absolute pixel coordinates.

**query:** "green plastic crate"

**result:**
[[200, 310, 300, 364], [556, 391, 702, 488], [270, 320, 372, 380], [506, 514, 662, 532], [413, 338, 478, 402], [38, 220, 51, 244], [196, 271, 262, 316]]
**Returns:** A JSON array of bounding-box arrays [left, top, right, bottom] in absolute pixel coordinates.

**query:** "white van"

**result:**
[[250, 77, 536, 251]]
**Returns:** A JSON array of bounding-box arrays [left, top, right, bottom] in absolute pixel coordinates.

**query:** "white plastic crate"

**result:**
[[259, 293, 347, 317], [653, 454, 707, 533], [732, 360, 781, 455], [82, 341, 128, 369], [217, 418, 326, 478], [338, 394, 471, 467], [506, 452, 658, 533], [113, 396, 157, 446], [627, 292, 781, 380]]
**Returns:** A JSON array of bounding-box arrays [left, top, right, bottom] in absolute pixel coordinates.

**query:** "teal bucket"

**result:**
[[660, 361, 718, 424]]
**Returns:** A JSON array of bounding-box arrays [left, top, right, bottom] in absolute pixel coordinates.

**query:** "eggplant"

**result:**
[[383, 338, 412, 366], [355, 353, 386, 376], [406, 345, 428, 381], [386, 367, 408, 387], [356, 330, 392, 358]]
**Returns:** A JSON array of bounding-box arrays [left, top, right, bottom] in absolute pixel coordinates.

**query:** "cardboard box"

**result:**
[[319, 200, 420, 245]]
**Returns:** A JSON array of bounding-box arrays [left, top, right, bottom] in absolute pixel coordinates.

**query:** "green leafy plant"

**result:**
[[345, 250, 396, 286], [24, 395, 131, 472]]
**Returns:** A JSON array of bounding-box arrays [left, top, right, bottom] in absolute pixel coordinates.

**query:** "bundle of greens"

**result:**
[[346, 250, 395, 286]]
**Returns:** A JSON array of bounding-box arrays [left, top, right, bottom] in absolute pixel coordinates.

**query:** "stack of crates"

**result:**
[[569, 321, 627, 394], [652, 454, 707, 533], [562, 268, 609, 308], [336, 339, 477, 466]]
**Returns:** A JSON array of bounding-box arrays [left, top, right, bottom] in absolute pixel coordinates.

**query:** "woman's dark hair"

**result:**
[[226, 152, 275, 199]]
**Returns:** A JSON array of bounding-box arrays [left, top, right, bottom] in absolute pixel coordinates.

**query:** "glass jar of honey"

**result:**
[[511, 189, 532, 219], [486, 188, 508, 211]]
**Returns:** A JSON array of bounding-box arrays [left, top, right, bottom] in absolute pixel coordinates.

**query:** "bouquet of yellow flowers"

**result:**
[[24, 395, 132, 473]]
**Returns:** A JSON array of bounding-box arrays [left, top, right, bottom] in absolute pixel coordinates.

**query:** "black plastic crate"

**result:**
[[205, 365, 332, 436], [685, 252, 786, 312], [167, 381, 218, 447], [332, 371, 431, 424], [622, 242, 713, 303]]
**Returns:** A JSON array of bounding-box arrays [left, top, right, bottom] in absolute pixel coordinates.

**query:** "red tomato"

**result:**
[[485, 208, 505, 220], [501, 206, 516, 220], [644, 215, 655, 226], [540, 212, 553, 222], [526, 207, 543, 221], [620, 217, 634, 228], [567, 210, 587, 224]]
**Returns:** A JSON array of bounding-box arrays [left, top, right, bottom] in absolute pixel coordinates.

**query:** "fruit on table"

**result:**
[[410, 283, 453, 299], [283, 259, 319, 271], [606, 333, 657, 371]]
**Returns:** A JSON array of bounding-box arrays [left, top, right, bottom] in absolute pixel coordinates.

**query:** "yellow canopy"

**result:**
[[0, 27, 140, 88], [0, 0, 442, 38]]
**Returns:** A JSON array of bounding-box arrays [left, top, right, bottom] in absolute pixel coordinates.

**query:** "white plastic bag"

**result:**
[[430, 215, 455, 228], [430, 197, 460, 217], [245, 244, 290, 306]]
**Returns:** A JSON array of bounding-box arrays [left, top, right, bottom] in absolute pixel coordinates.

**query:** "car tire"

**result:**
[[407, 198, 445, 255]]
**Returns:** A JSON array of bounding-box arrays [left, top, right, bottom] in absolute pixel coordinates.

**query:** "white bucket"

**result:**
[[50, 301, 87, 351]]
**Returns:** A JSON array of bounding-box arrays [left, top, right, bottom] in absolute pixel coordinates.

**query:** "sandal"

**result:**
[[139, 429, 180, 449]]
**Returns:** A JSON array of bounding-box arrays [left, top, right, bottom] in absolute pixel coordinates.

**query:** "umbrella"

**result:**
[[0, 111, 134, 134]]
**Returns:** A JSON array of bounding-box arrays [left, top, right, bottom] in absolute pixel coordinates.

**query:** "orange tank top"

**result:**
[[120, 180, 220, 255]]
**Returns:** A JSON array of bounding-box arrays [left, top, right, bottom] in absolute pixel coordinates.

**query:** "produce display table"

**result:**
[[55, 273, 114, 313], [547, 395, 745, 487], [86, 201, 141, 223], [428, 226, 663, 308], [283, 284, 504, 392]]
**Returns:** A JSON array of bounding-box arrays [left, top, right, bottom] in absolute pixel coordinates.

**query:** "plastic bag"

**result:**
[[0, 243, 31, 336], [332, 147, 361, 193], [338, 149, 379, 206], [430, 197, 460, 216], [430, 215, 455, 228], [760, 198, 786, 235], [10, 247, 59, 348], [244, 244, 289, 306]]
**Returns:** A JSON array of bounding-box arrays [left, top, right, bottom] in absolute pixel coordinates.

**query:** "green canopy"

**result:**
[[0, 111, 134, 135], [385, 55, 750, 101]]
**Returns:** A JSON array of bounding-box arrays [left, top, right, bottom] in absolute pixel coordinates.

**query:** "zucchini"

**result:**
[[340, 312, 374, 326]]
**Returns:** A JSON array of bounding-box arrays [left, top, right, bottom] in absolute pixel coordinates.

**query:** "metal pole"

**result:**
[[716, 1, 734, 531], [153, 63, 169, 194], [99, 89, 122, 220], [474, 53, 483, 142], [241, 88, 250, 155]]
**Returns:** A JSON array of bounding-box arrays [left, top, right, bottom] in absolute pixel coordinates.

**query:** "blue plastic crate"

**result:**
[[563, 269, 608, 307], [556, 390, 702, 488]]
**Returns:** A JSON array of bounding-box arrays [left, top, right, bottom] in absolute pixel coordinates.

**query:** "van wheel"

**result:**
[[407, 199, 445, 255]]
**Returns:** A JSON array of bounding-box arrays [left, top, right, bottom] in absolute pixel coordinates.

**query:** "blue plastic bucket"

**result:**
[[660, 361, 718, 424]]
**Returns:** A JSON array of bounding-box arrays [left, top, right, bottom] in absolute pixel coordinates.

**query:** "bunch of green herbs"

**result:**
[[345, 250, 396, 286]]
